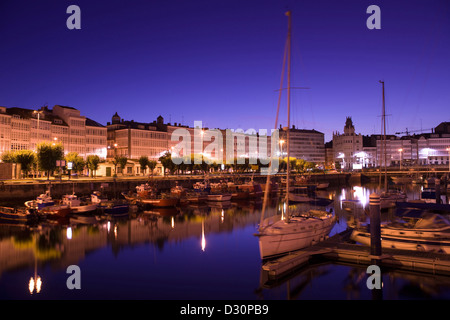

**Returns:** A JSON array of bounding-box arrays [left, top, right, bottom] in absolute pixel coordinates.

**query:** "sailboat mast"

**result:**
[[380, 80, 387, 191], [286, 10, 292, 219]]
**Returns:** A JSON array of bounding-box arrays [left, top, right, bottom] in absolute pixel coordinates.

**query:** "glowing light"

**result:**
[[29, 276, 42, 294], [201, 220, 206, 252], [171, 216, 175, 229], [66, 227, 72, 240]]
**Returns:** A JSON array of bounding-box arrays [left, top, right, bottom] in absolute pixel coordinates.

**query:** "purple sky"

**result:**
[[1, 0, 449, 141]]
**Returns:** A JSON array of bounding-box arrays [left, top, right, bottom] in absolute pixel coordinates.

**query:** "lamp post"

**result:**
[[33, 110, 44, 147], [398, 148, 403, 171]]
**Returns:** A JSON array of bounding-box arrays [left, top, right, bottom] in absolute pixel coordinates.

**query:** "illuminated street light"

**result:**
[[398, 148, 403, 171]]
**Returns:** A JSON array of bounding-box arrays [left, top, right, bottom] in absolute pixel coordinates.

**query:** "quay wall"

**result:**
[[0, 173, 353, 202]]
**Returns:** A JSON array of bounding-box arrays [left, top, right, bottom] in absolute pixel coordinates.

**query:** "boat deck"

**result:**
[[262, 228, 450, 280]]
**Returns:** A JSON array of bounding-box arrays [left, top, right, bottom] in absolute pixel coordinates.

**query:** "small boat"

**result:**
[[0, 206, 39, 224], [62, 194, 98, 214], [91, 191, 109, 204], [102, 203, 129, 217], [234, 183, 262, 199], [25, 191, 54, 210], [207, 193, 232, 202], [139, 197, 179, 207], [256, 209, 336, 259], [40, 204, 71, 218], [185, 192, 208, 203], [351, 210, 450, 253]]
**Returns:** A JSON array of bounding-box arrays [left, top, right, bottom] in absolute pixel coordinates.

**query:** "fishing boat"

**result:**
[[91, 191, 109, 204], [25, 191, 54, 210], [40, 204, 71, 218], [62, 194, 98, 214], [351, 210, 450, 253], [256, 11, 336, 260], [0, 206, 39, 224]]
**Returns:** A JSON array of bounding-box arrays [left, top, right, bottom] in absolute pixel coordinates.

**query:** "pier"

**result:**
[[262, 228, 450, 282]]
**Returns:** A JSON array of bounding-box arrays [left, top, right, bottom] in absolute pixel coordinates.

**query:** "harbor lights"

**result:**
[[201, 220, 206, 252], [29, 259, 42, 295]]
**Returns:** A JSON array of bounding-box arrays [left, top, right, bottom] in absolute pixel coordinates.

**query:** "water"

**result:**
[[1, 183, 449, 300]]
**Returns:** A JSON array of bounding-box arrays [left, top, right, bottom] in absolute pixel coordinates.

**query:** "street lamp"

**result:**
[[398, 148, 403, 171], [33, 110, 44, 146]]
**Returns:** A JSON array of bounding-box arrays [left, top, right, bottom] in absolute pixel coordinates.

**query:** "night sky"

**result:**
[[1, 0, 449, 142]]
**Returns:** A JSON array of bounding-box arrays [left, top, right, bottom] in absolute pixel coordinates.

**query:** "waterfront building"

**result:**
[[332, 117, 363, 170], [0, 105, 106, 159], [376, 122, 450, 167], [106, 113, 168, 160], [279, 125, 325, 165]]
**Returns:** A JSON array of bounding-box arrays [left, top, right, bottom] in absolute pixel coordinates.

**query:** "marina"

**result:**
[[0, 180, 449, 300]]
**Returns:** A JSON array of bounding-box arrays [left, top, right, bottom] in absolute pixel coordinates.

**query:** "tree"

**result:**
[[65, 152, 85, 175], [138, 155, 149, 176], [36, 142, 64, 180], [15, 150, 36, 178], [86, 155, 100, 177], [159, 152, 175, 175], [1, 150, 16, 163], [114, 155, 128, 176], [148, 160, 157, 176]]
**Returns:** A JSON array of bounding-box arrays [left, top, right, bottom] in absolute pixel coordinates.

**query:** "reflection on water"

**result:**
[[0, 183, 449, 299]]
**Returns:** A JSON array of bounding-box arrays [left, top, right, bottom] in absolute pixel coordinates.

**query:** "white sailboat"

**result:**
[[378, 81, 407, 209], [256, 11, 335, 260]]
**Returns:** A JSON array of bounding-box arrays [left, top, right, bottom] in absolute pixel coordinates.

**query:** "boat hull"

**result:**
[[257, 212, 336, 259], [351, 229, 450, 254], [140, 198, 178, 207], [207, 194, 232, 202]]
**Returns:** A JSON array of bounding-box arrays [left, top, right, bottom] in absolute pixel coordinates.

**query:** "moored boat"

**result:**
[[25, 191, 54, 210], [0, 206, 40, 224], [62, 194, 98, 214], [351, 211, 450, 253], [139, 197, 179, 207], [257, 209, 336, 259]]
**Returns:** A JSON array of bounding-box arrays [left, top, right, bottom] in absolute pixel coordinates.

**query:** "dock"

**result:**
[[262, 229, 450, 280]]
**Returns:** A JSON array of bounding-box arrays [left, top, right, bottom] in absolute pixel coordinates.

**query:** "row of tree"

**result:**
[[157, 152, 317, 175], [1, 142, 101, 179], [1, 144, 318, 179]]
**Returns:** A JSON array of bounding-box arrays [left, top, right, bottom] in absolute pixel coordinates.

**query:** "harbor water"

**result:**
[[0, 183, 449, 300]]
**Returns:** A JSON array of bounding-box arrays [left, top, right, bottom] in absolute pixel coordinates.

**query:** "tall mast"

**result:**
[[285, 10, 292, 220], [380, 80, 387, 191]]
